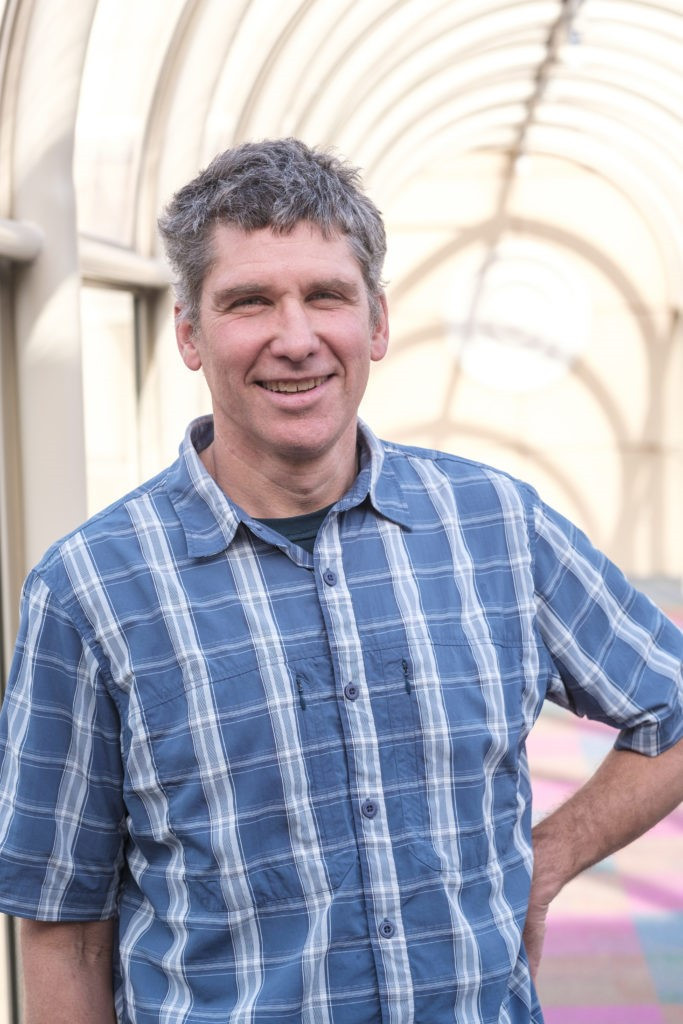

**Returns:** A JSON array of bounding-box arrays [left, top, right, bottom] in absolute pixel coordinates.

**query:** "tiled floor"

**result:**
[[529, 599, 683, 1022]]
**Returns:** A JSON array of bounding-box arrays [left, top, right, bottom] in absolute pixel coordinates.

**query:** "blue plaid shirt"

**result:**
[[1, 417, 682, 1024]]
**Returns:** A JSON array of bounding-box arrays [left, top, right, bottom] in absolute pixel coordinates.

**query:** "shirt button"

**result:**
[[379, 919, 395, 939], [361, 799, 378, 820], [344, 682, 359, 701], [322, 568, 337, 586]]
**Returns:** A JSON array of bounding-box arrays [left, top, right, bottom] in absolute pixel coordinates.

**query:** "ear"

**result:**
[[370, 292, 390, 363], [175, 305, 202, 371]]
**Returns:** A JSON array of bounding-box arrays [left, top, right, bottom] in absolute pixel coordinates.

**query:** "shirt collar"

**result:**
[[167, 416, 411, 558], [166, 416, 242, 557], [347, 420, 412, 528]]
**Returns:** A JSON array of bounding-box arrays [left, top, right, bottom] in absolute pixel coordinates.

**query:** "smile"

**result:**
[[259, 376, 328, 394]]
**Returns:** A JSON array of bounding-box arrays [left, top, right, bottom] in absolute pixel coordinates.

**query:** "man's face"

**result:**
[[176, 221, 389, 476]]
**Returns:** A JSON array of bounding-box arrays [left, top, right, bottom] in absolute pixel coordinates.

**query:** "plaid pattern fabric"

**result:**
[[1, 417, 682, 1024]]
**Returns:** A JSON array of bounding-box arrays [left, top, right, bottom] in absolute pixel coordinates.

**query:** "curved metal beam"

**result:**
[[0, 216, 42, 261]]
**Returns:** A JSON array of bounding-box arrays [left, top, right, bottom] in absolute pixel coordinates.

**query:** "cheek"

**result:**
[[346, 356, 371, 399]]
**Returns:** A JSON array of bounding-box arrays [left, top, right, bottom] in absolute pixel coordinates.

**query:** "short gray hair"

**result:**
[[158, 138, 387, 328]]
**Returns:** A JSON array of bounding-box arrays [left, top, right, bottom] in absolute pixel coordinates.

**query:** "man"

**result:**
[[0, 138, 682, 1024]]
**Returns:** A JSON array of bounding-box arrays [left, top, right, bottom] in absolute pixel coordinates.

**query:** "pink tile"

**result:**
[[536, 953, 658, 1005], [647, 816, 683, 839], [542, 916, 641, 956], [624, 876, 683, 914], [531, 777, 577, 812], [543, 1007, 665, 1024]]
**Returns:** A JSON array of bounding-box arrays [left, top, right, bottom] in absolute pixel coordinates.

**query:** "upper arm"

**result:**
[[0, 573, 125, 920], [533, 500, 683, 752]]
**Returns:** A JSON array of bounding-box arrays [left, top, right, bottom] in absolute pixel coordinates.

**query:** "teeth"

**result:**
[[261, 377, 326, 394]]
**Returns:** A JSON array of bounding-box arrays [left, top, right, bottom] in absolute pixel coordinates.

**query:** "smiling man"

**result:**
[[175, 221, 388, 516], [0, 138, 682, 1024]]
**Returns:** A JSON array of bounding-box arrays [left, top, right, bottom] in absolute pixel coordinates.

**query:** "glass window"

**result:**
[[0, 264, 19, 1024], [74, 0, 186, 244], [0, 913, 18, 1024], [80, 286, 141, 516]]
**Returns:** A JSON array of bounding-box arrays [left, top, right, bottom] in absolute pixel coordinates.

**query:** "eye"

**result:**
[[231, 295, 267, 309]]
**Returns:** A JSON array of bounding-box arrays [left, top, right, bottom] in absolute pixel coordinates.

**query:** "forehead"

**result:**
[[204, 221, 364, 286]]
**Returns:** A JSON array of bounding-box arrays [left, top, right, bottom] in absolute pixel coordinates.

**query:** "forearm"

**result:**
[[524, 736, 683, 976], [21, 918, 117, 1024], [531, 738, 683, 902]]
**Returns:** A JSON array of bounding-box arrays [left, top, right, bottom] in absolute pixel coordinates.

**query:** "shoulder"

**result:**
[[30, 464, 175, 599], [377, 436, 541, 513]]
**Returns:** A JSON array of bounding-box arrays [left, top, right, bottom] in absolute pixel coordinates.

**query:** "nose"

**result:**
[[269, 299, 321, 361]]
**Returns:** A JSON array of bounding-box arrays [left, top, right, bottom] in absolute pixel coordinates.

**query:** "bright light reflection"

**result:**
[[447, 240, 591, 393]]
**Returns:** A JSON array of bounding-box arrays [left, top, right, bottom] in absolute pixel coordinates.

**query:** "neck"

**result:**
[[200, 431, 359, 518]]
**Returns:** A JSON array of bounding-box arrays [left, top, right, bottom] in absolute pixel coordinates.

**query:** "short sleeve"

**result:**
[[532, 500, 683, 756], [0, 571, 125, 920]]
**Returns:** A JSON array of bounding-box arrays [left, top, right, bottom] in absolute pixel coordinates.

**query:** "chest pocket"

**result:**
[[380, 638, 529, 876], [124, 661, 352, 913]]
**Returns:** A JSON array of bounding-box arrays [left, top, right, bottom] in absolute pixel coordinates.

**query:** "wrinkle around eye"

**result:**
[[230, 296, 269, 309], [307, 292, 352, 308]]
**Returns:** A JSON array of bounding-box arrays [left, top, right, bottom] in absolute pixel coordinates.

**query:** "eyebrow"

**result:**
[[310, 277, 362, 298], [210, 282, 266, 307]]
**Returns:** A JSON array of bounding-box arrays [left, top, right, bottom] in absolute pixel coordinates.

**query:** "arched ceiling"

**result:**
[[60, 0, 683, 302], [1, 0, 682, 567]]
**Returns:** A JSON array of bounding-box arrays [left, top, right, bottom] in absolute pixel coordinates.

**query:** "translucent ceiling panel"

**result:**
[[292, 1, 558, 144], [149, 0, 253, 239], [346, 44, 546, 166], [74, 0, 186, 246]]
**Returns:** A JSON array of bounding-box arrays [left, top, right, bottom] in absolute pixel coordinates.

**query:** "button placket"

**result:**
[[316, 537, 410, 982]]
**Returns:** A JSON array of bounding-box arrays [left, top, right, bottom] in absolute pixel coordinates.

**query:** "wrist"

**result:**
[[529, 816, 576, 904]]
